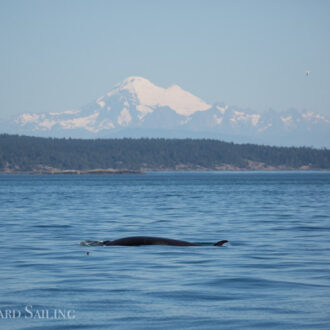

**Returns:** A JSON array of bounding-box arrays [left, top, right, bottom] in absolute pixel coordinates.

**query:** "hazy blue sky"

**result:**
[[0, 0, 329, 120]]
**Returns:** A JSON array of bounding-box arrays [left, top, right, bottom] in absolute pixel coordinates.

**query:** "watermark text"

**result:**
[[0, 305, 76, 320]]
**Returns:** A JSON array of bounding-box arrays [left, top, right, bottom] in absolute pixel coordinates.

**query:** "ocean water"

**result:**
[[0, 172, 330, 329]]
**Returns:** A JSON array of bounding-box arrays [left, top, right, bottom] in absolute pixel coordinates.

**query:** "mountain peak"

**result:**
[[111, 76, 211, 116], [118, 76, 157, 95], [6, 76, 330, 148], [119, 76, 153, 88]]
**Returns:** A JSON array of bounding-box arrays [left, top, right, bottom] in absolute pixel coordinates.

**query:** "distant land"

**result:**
[[1, 77, 329, 148], [0, 134, 329, 173]]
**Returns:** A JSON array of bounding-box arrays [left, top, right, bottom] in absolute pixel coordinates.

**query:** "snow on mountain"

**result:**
[[107, 76, 211, 116], [10, 76, 212, 134], [2, 76, 330, 148]]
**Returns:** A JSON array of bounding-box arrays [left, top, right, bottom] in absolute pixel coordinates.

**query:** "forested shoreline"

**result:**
[[0, 134, 329, 173]]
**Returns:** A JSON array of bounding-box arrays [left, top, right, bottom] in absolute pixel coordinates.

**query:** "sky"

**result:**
[[0, 0, 329, 120]]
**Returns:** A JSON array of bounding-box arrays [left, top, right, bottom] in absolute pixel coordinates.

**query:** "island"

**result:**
[[0, 134, 329, 173]]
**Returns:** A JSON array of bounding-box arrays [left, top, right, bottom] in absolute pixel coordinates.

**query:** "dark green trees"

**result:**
[[0, 134, 329, 172]]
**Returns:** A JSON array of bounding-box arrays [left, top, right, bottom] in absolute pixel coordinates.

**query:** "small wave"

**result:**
[[294, 226, 330, 231], [207, 276, 329, 289], [79, 240, 105, 246], [34, 224, 72, 229]]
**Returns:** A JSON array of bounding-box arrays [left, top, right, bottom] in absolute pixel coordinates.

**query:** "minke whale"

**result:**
[[79, 236, 228, 247]]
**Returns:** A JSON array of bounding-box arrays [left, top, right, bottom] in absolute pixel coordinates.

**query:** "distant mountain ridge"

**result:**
[[2, 76, 330, 147]]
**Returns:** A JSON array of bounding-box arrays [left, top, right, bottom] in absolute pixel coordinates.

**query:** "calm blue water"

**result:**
[[0, 172, 330, 329]]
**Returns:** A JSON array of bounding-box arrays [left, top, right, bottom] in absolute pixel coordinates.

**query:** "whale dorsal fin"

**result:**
[[213, 240, 228, 246]]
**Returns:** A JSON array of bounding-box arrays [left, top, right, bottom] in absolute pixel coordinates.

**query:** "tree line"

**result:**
[[0, 134, 329, 172]]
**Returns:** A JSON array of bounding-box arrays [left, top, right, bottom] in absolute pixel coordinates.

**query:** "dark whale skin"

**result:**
[[101, 236, 228, 247]]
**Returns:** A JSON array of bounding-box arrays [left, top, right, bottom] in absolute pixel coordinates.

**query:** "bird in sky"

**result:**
[[305, 70, 311, 76]]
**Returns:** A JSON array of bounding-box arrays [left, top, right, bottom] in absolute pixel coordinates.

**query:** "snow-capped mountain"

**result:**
[[2, 76, 330, 147]]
